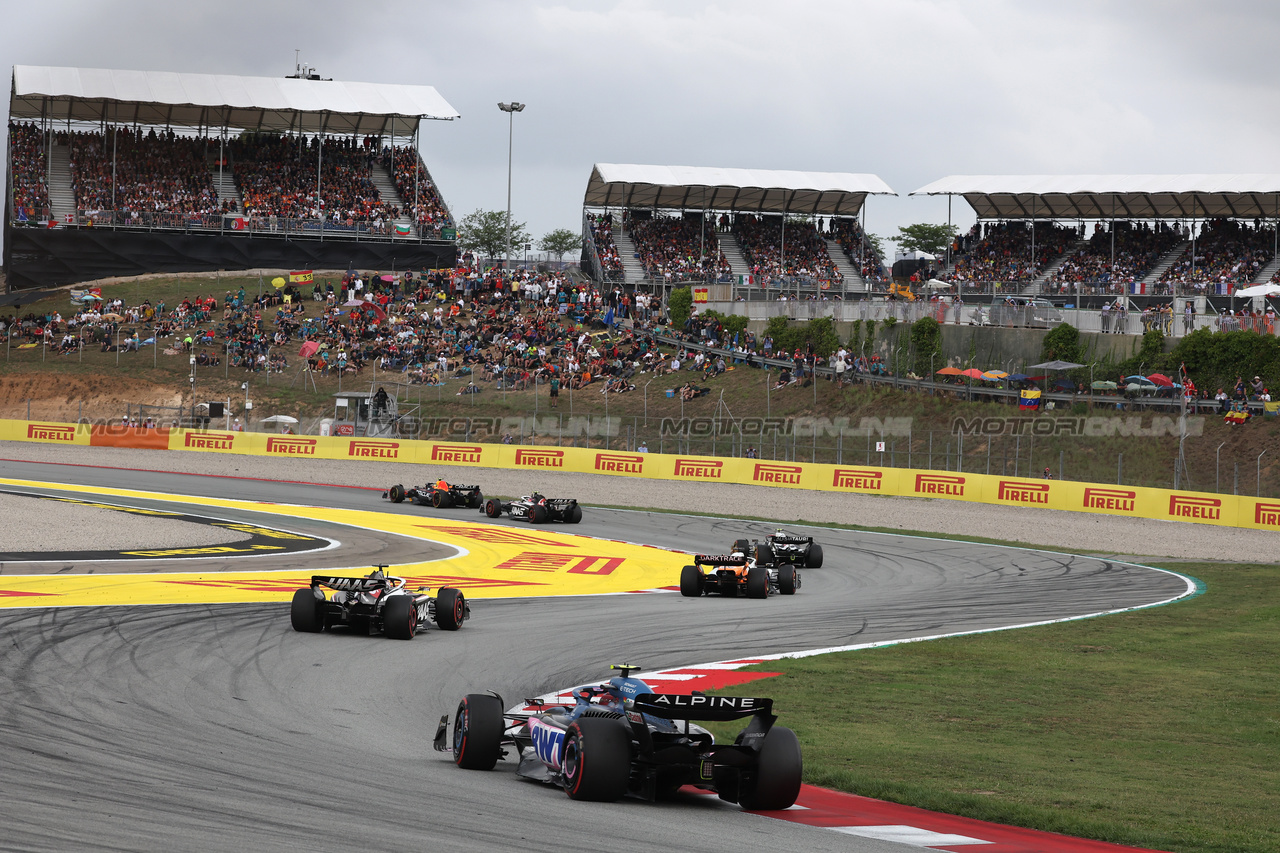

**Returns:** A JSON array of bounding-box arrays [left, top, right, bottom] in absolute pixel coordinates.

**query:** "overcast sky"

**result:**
[[5, 0, 1280, 257]]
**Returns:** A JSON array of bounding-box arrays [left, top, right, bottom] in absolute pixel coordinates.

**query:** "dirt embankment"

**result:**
[[0, 374, 183, 422]]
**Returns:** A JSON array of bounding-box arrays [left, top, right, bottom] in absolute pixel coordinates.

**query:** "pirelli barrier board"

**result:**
[[3, 419, 1277, 532]]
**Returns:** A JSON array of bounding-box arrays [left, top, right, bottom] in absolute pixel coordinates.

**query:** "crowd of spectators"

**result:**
[[628, 215, 730, 281], [829, 217, 884, 281], [1159, 218, 1275, 292], [67, 127, 223, 218], [734, 215, 842, 284], [1045, 221, 1184, 294], [381, 144, 452, 235], [8, 122, 50, 221], [229, 133, 397, 225], [588, 213, 624, 281], [945, 221, 1077, 283]]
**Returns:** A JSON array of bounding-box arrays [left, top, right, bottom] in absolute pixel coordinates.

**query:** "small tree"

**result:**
[[910, 316, 943, 376], [538, 228, 580, 264], [667, 286, 693, 329], [1041, 323, 1082, 363], [894, 223, 956, 257], [457, 209, 530, 263]]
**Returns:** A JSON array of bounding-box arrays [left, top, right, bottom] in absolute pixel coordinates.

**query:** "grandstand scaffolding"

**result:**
[[5, 66, 461, 290]]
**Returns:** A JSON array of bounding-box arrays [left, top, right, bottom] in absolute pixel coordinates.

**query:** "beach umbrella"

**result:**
[[1091, 380, 1117, 390], [1123, 375, 1157, 387], [981, 369, 1009, 381], [935, 366, 962, 376], [1147, 374, 1175, 387], [960, 368, 985, 379]]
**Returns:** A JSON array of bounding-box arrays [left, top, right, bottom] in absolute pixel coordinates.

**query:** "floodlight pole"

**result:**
[[498, 102, 526, 272]]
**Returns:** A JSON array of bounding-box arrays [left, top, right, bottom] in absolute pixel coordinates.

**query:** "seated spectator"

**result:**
[[628, 215, 730, 281]]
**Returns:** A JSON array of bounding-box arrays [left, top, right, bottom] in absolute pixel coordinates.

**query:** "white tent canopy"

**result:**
[[10, 65, 460, 135], [584, 164, 895, 216], [911, 175, 1280, 220]]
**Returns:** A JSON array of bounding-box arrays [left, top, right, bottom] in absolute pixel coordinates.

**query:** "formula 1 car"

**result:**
[[482, 492, 582, 524], [681, 538, 800, 599], [757, 529, 823, 568], [289, 566, 469, 640], [433, 664, 801, 808], [383, 481, 484, 509]]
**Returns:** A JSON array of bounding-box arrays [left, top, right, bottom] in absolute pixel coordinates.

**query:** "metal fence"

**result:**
[[9, 210, 452, 243]]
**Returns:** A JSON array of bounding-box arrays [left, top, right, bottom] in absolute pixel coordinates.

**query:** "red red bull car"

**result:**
[[384, 480, 483, 509]]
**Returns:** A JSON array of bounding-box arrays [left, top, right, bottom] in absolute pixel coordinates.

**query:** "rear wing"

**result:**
[[632, 692, 773, 721], [695, 554, 747, 567], [447, 484, 481, 491], [311, 576, 388, 592]]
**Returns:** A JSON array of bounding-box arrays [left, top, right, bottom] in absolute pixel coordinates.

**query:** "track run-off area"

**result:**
[[0, 456, 1192, 853]]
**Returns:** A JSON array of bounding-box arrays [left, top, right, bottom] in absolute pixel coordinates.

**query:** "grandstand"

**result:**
[[912, 175, 1280, 299], [581, 164, 894, 297], [5, 66, 460, 290]]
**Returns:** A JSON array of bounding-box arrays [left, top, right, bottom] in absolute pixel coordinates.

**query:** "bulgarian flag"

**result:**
[[394, 223, 412, 236]]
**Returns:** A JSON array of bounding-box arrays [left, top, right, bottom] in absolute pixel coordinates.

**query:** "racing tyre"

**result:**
[[680, 565, 703, 597], [431, 490, 453, 509], [530, 504, 549, 524], [383, 594, 418, 640], [388, 484, 406, 504], [778, 565, 798, 595], [562, 717, 631, 802], [453, 693, 504, 770], [755, 543, 774, 566], [565, 503, 583, 524], [467, 491, 483, 509], [739, 726, 802, 810], [805, 543, 824, 568], [745, 566, 769, 599], [434, 588, 466, 631], [732, 538, 750, 554], [484, 498, 502, 518], [290, 588, 323, 632]]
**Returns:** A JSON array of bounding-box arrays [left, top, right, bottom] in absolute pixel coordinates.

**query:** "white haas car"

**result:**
[[482, 492, 582, 524], [289, 566, 469, 640]]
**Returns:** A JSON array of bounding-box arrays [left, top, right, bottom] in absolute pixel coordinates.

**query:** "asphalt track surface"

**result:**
[[0, 460, 1191, 853]]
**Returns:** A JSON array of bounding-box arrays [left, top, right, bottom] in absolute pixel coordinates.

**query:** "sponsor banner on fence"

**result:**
[[1, 419, 1271, 531]]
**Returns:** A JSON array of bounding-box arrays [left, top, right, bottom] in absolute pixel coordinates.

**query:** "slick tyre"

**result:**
[[805, 543, 824, 568], [467, 491, 483, 509], [383, 595, 417, 640], [484, 498, 502, 518], [290, 588, 323, 633], [561, 717, 630, 802], [745, 566, 769, 599], [388, 484, 406, 503], [453, 694, 504, 770], [530, 504, 549, 524], [680, 565, 703, 597], [755, 543, 774, 566], [778, 564, 798, 595], [732, 538, 750, 554], [431, 490, 452, 509], [565, 503, 583, 524], [739, 726, 802, 810], [434, 588, 466, 631]]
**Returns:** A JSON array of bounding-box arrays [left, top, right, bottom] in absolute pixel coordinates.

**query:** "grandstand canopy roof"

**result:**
[[584, 164, 895, 216], [911, 175, 1280, 220], [9, 65, 459, 135]]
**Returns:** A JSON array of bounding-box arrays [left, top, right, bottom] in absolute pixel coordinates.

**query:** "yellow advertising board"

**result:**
[[3, 419, 1275, 532]]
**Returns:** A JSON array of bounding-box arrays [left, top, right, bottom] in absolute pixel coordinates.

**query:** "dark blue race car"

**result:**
[[433, 664, 801, 808]]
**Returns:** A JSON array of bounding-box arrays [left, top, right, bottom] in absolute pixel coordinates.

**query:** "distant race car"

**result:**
[[290, 566, 469, 640], [433, 664, 801, 808], [757, 529, 823, 568], [681, 538, 800, 599], [483, 492, 582, 524], [384, 480, 483, 509]]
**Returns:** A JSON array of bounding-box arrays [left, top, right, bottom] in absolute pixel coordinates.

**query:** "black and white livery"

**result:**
[[681, 538, 800, 599], [290, 566, 469, 640], [757, 529, 823, 568], [434, 664, 802, 808], [483, 492, 582, 524], [383, 481, 483, 509]]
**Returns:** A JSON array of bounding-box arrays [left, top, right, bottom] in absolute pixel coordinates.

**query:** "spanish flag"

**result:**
[[1019, 389, 1042, 410], [289, 270, 314, 285]]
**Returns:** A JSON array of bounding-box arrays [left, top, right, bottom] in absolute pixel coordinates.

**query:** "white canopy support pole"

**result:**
[[1110, 196, 1116, 287], [1190, 195, 1197, 291], [413, 123, 420, 231], [219, 127, 225, 234], [946, 194, 952, 269], [110, 103, 117, 218], [1030, 195, 1036, 282], [317, 126, 324, 239]]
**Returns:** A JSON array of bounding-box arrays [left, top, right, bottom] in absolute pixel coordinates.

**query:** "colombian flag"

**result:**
[[1019, 389, 1042, 410], [289, 270, 314, 285]]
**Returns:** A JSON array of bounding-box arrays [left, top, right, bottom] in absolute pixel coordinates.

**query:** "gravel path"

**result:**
[[0, 441, 1270, 563], [0, 491, 251, 552]]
